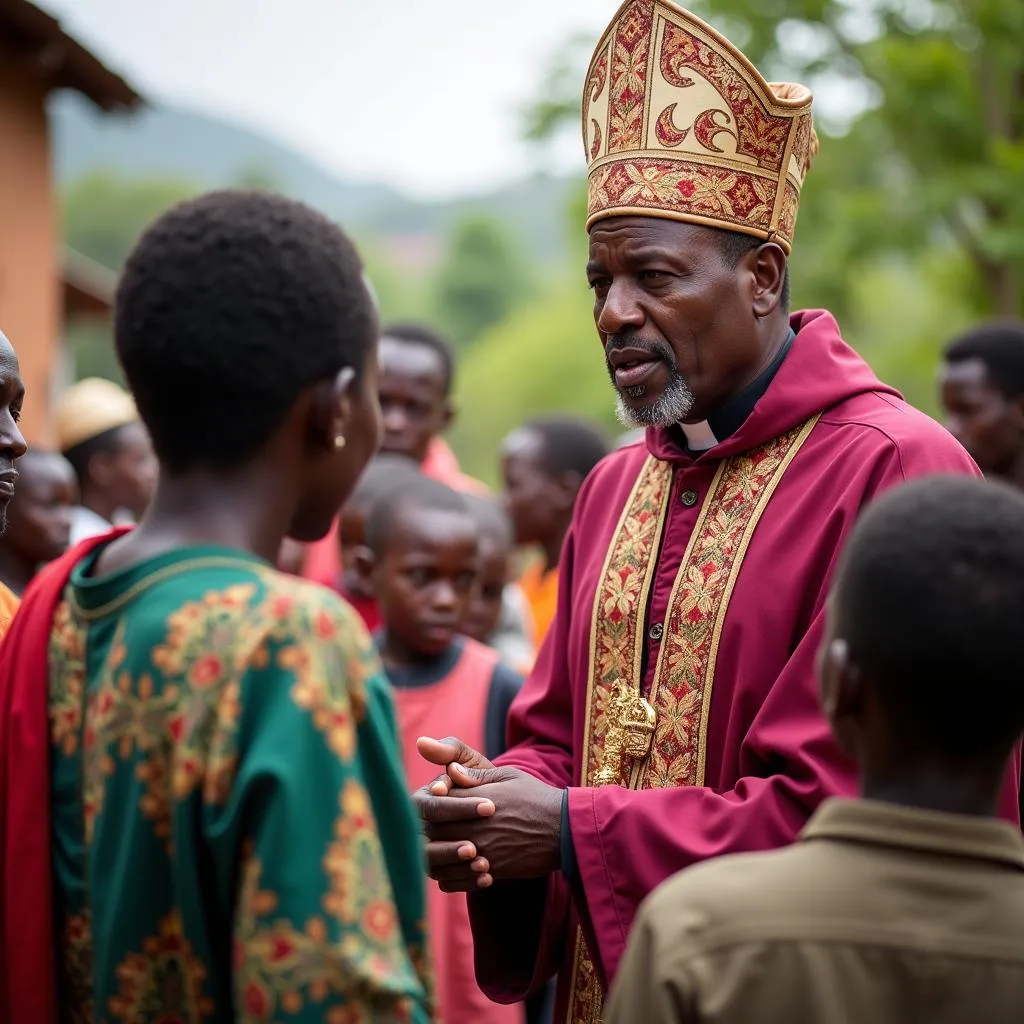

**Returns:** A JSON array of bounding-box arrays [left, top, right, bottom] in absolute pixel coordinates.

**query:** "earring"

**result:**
[[334, 435, 346, 450]]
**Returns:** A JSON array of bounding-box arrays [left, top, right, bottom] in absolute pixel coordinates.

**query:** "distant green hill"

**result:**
[[50, 93, 576, 263]]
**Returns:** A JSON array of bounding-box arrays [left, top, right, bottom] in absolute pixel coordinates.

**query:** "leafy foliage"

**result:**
[[432, 216, 532, 347]]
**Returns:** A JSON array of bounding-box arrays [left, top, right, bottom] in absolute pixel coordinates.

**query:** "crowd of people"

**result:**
[[0, 0, 1023, 1021]]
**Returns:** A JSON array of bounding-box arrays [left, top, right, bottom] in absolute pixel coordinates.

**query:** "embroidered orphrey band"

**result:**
[[566, 416, 819, 1023]]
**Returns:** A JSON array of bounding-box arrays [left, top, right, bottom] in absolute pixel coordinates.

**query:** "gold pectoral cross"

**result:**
[[594, 682, 657, 787]]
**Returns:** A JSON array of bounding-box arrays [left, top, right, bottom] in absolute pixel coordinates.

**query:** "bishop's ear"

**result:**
[[750, 242, 787, 319]]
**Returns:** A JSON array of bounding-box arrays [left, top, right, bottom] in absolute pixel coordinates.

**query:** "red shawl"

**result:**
[[0, 530, 129, 1023]]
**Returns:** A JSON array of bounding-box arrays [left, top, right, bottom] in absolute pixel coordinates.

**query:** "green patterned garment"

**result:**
[[48, 544, 433, 1023]]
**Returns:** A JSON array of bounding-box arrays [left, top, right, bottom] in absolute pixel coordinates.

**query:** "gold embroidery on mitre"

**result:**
[[582, 0, 818, 252], [566, 417, 820, 1024], [580, 455, 673, 791]]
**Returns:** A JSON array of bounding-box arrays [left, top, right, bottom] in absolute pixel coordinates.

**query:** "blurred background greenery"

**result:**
[[59, 0, 1024, 485]]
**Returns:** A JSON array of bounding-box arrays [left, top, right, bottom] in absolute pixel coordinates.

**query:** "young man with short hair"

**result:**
[[939, 320, 1024, 487], [0, 450, 76, 595], [0, 329, 28, 633], [360, 474, 523, 1024]]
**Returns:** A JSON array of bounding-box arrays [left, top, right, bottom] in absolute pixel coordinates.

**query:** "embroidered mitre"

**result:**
[[583, 0, 818, 252]]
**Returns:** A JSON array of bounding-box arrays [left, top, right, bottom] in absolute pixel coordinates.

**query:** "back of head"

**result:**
[[382, 322, 455, 397], [366, 474, 471, 558], [115, 189, 376, 474], [833, 475, 1024, 760], [944, 320, 1024, 399], [348, 453, 422, 512], [524, 416, 610, 481], [463, 494, 514, 549]]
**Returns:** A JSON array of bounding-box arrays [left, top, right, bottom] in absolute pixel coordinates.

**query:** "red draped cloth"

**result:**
[[0, 530, 129, 1023]]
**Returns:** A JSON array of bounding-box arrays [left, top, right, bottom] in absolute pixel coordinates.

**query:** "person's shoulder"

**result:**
[[256, 568, 376, 654], [637, 842, 836, 947], [818, 390, 977, 477]]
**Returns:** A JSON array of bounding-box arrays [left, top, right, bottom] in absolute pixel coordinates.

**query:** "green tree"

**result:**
[[432, 215, 531, 347], [60, 171, 198, 272], [450, 279, 619, 484], [231, 164, 281, 191]]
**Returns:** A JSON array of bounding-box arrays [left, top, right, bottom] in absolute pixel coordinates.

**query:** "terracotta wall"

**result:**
[[0, 42, 58, 446]]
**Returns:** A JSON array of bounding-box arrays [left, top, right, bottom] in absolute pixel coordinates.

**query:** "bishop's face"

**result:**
[[586, 217, 771, 428]]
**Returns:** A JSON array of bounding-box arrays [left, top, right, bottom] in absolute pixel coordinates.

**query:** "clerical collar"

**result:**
[[678, 328, 795, 454]]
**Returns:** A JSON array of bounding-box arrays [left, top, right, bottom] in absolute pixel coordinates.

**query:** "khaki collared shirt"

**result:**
[[606, 798, 1024, 1023]]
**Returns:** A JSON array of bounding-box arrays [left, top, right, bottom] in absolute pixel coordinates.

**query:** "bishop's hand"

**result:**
[[413, 735, 564, 893]]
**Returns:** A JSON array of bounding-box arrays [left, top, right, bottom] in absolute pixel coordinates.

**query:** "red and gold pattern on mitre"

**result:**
[[583, 0, 818, 252]]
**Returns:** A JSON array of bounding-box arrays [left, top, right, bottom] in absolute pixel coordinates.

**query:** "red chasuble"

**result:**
[[467, 310, 1021, 1024]]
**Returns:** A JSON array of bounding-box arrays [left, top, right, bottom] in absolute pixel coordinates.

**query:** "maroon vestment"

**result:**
[[468, 311, 1020, 1023]]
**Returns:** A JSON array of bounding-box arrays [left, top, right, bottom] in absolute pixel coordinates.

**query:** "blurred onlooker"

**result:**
[[330, 453, 421, 630], [378, 323, 486, 494], [360, 474, 523, 1024], [54, 378, 157, 543], [501, 417, 609, 648], [462, 494, 535, 672], [304, 322, 484, 584], [939, 321, 1024, 488], [0, 451, 75, 595], [0, 329, 28, 633]]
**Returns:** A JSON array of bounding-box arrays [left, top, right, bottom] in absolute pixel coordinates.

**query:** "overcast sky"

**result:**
[[38, 0, 611, 199]]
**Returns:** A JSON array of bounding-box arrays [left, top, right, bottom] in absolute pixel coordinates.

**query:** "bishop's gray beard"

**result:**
[[614, 369, 695, 429]]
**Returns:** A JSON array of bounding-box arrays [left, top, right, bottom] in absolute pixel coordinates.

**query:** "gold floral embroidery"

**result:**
[[659, 20, 791, 171], [235, 794, 419, 1024], [589, 159, 778, 235], [583, 0, 816, 249], [274, 593, 371, 762], [582, 456, 673, 785], [58, 911, 94, 1024], [108, 912, 215, 1022], [606, 0, 652, 153], [640, 420, 818, 792], [49, 599, 87, 756], [152, 583, 258, 800]]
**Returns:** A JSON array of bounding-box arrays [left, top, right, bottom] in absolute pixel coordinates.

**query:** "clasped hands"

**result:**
[[412, 736, 564, 893]]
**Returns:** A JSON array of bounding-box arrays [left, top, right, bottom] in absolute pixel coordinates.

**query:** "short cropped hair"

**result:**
[[833, 475, 1024, 759], [463, 494, 514, 549], [944, 321, 1024, 400], [62, 425, 131, 487], [717, 228, 790, 311], [365, 474, 472, 557], [522, 417, 610, 481], [346, 454, 422, 514], [382, 322, 455, 396], [115, 189, 376, 474]]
